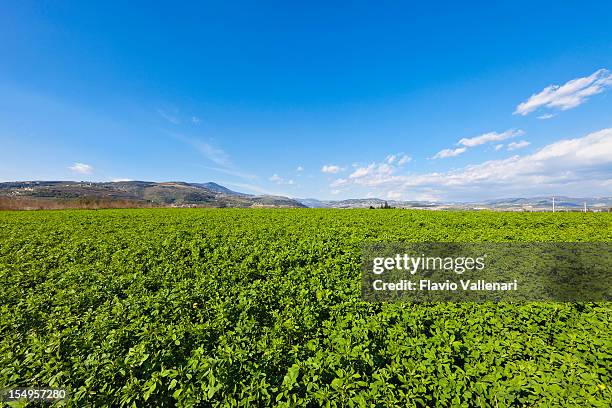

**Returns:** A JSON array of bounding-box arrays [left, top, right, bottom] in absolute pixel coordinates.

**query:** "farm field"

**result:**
[[0, 208, 611, 407]]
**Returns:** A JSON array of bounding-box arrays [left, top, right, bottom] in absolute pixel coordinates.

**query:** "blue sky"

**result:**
[[1, 1, 611, 200]]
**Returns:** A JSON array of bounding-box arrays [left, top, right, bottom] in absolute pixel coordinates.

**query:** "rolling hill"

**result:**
[[0, 181, 305, 210]]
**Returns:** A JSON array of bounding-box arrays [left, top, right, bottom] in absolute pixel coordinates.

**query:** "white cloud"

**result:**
[[507, 140, 530, 151], [330, 128, 612, 200], [350, 163, 393, 179], [458, 129, 524, 147], [415, 192, 442, 202], [432, 129, 523, 160], [192, 116, 201, 124], [269, 174, 283, 183], [386, 153, 411, 165], [269, 174, 294, 185], [69, 162, 93, 174], [111, 178, 132, 182], [397, 155, 412, 165], [387, 190, 402, 199], [514, 69, 612, 115], [432, 147, 467, 159], [321, 164, 344, 174], [537, 113, 556, 120], [296, 165, 304, 171], [494, 144, 504, 151]]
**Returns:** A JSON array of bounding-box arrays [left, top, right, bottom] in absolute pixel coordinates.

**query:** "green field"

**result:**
[[1, 209, 611, 407]]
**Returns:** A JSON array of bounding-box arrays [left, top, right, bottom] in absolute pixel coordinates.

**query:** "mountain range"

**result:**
[[295, 197, 612, 211], [0, 181, 610, 211], [0, 181, 304, 210]]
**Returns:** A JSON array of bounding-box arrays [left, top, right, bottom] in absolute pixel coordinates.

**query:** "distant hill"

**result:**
[[1, 181, 609, 211], [0, 181, 305, 210], [296, 198, 437, 209], [481, 196, 612, 208], [295, 198, 330, 208], [189, 182, 245, 196], [297, 196, 612, 211]]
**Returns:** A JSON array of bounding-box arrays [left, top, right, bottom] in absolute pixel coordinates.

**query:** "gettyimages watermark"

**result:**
[[361, 243, 611, 302]]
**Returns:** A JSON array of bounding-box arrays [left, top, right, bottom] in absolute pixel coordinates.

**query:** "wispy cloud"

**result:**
[[507, 140, 530, 151], [431, 129, 523, 159], [220, 181, 290, 197], [431, 147, 466, 159], [494, 144, 504, 151], [458, 129, 524, 147], [174, 134, 231, 167], [330, 178, 348, 188], [69, 162, 93, 174], [191, 116, 201, 124], [397, 155, 412, 165], [330, 128, 612, 200], [386, 153, 412, 165], [194, 142, 231, 167], [537, 113, 556, 120], [321, 164, 344, 174], [514, 69, 612, 116], [171, 132, 273, 194], [157, 108, 180, 124], [296, 165, 304, 171], [203, 166, 257, 180], [175, 134, 261, 183]]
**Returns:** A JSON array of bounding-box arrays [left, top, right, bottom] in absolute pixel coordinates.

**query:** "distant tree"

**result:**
[[371, 201, 394, 209]]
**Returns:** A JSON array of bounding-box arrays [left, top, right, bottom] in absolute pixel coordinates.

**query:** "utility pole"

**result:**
[[552, 197, 555, 213]]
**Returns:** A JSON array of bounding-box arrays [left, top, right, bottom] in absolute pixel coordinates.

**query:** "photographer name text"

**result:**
[[371, 254, 517, 292], [372, 279, 518, 291]]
